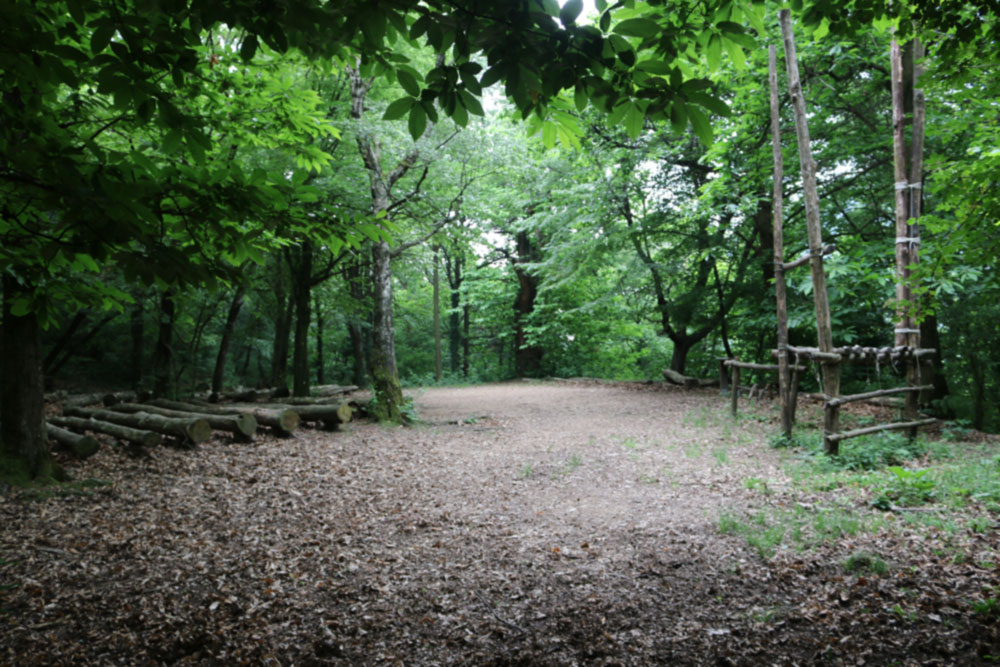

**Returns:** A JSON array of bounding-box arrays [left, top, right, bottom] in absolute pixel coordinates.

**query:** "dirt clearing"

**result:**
[[2, 381, 998, 664]]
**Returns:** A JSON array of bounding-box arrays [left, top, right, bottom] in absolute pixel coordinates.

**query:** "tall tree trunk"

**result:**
[[463, 303, 471, 378], [315, 293, 325, 386], [151, 289, 175, 398], [345, 255, 370, 388], [445, 250, 463, 374], [1, 275, 49, 477], [269, 285, 293, 394], [130, 302, 144, 391], [513, 230, 543, 377], [920, 313, 950, 413], [291, 243, 313, 398], [211, 281, 247, 400], [770, 44, 794, 437], [349, 64, 422, 422], [433, 248, 442, 382], [781, 10, 840, 454]]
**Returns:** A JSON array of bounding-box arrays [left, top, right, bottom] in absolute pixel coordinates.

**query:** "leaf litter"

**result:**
[[1, 381, 998, 664]]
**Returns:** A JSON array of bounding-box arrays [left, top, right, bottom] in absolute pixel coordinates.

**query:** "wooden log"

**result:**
[[275, 395, 360, 406], [49, 415, 162, 448], [255, 402, 351, 429], [730, 365, 740, 417], [785, 345, 842, 362], [724, 360, 807, 372], [310, 384, 360, 397], [64, 406, 212, 445], [46, 423, 100, 459], [826, 418, 937, 444], [662, 369, 719, 388], [826, 385, 934, 408], [781, 243, 836, 271], [149, 399, 298, 436], [109, 403, 257, 441], [60, 392, 111, 408]]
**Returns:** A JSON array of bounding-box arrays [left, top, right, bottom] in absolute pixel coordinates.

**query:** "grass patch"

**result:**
[[844, 550, 889, 575]]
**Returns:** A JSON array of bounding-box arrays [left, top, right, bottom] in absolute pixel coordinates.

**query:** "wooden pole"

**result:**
[[730, 365, 740, 417], [769, 44, 793, 438], [780, 10, 840, 454]]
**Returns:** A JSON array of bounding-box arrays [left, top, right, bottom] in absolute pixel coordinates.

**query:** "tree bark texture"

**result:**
[[290, 242, 313, 397], [315, 293, 325, 386], [433, 247, 442, 381], [780, 10, 841, 453], [111, 403, 257, 440], [49, 414, 162, 449], [513, 230, 543, 378], [211, 281, 247, 400], [151, 289, 176, 398], [769, 44, 795, 438], [64, 406, 211, 445], [1, 275, 49, 477], [269, 271, 293, 395], [46, 423, 100, 459]]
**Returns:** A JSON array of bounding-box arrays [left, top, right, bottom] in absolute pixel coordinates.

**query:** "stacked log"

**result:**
[[110, 403, 257, 441], [64, 406, 211, 445], [49, 414, 163, 448], [256, 402, 352, 430], [46, 423, 101, 459], [151, 399, 298, 436]]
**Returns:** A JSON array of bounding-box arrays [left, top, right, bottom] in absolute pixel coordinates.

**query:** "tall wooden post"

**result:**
[[769, 44, 793, 438], [891, 37, 925, 428], [779, 10, 841, 454]]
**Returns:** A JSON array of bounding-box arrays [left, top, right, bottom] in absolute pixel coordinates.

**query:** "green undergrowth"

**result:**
[[722, 421, 1000, 561]]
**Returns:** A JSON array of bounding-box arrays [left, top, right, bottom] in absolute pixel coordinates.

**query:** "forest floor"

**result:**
[[2, 380, 1000, 665]]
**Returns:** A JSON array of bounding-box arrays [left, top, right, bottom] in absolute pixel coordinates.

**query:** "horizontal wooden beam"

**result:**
[[785, 345, 841, 362], [780, 243, 836, 271], [724, 360, 806, 371], [826, 418, 937, 444], [826, 385, 933, 408]]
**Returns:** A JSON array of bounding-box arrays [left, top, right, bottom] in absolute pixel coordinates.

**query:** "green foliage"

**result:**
[[843, 551, 889, 575]]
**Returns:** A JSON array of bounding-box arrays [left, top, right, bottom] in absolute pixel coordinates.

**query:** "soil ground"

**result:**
[[2, 381, 998, 664]]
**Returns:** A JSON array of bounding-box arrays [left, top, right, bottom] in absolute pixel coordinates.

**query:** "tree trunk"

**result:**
[[433, 247, 442, 381], [445, 250, 463, 374], [1, 275, 49, 477], [64, 406, 211, 445], [211, 281, 247, 401], [369, 240, 405, 421], [49, 414, 162, 449], [130, 302, 144, 391], [269, 278, 293, 395], [315, 293, 325, 385], [770, 44, 794, 438], [349, 64, 420, 422], [255, 402, 352, 430], [110, 402, 257, 441], [919, 313, 950, 413], [46, 423, 100, 459], [290, 243, 313, 398], [781, 10, 841, 454], [151, 289, 176, 399], [513, 231, 543, 378], [463, 302, 471, 378], [345, 255, 370, 388]]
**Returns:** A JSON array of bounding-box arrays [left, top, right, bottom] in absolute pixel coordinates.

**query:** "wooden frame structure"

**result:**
[[727, 14, 937, 455]]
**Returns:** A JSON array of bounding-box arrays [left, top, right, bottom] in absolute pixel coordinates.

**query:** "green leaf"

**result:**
[[723, 38, 746, 69], [608, 99, 630, 126], [574, 85, 588, 112], [595, 0, 608, 11], [383, 97, 414, 120], [162, 129, 183, 154], [624, 101, 645, 139], [396, 68, 421, 97], [599, 10, 611, 32], [636, 59, 672, 75], [480, 65, 504, 88], [459, 89, 484, 116], [670, 101, 687, 133], [452, 100, 469, 127], [541, 121, 557, 149], [613, 18, 660, 38], [240, 34, 258, 61], [408, 104, 427, 140], [560, 0, 583, 25], [706, 34, 722, 71], [90, 24, 114, 55], [687, 92, 731, 116], [687, 106, 713, 145]]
